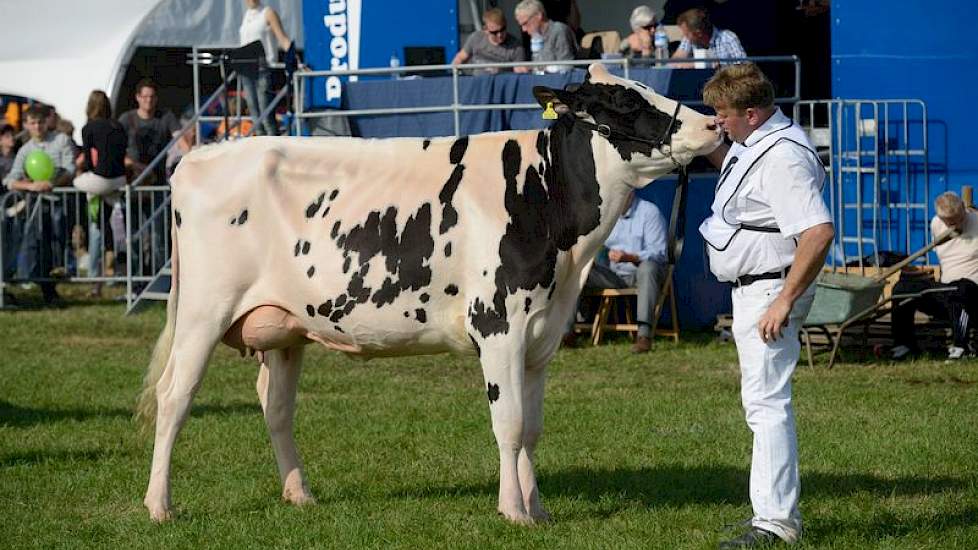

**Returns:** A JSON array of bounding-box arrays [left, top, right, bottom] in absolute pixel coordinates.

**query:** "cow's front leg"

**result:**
[[519, 362, 550, 522], [479, 337, 532, 524], [256, 345, 315, 506]]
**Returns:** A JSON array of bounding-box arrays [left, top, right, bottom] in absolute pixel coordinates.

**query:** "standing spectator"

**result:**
[[890, 192, 978, 360], [239, 0, 295, 136], [119, 79, 180, 186], [0, 123, 15, 180], [513, 0, 577, 74], [74, 90, 128, 297], [671, 8, 746, 67], [621, 5, 659, 59], [2, 104, 76, 305], [700, 63, 834, 548], [452, 8, 526, 74]]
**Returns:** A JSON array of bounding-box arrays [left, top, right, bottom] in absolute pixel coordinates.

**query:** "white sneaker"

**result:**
[[947, 346, 966, 360], [891, 345, 911, 360]]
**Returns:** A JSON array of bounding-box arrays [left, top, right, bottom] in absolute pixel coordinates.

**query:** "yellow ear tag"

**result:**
[[542, 101, 558, 120]]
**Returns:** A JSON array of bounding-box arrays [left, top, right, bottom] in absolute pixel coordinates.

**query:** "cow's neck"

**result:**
[[544, 121, 636, 270]]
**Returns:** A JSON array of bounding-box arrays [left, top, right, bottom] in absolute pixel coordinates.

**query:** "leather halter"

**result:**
[[572, 100, 684, 165]]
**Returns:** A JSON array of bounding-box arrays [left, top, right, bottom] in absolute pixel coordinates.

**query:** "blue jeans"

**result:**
[[240, 67, 278, 136]]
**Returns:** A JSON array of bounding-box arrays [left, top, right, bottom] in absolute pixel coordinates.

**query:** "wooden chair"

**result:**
[[574, 265, 679, 346], [580, 30, 622, 56]]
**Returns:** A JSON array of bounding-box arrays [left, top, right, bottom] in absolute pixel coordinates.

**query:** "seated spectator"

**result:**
[[214, 97, 255, 140], [452, 8, 526, 74], [891, 192, 978, 360], [2, 103, 76, 305], [542, 0, 584, 43], [565, 192, 669, 353], [621, 5, 659, 59], [73, 90, 128, 297], [513, 0, 577, 74], [671, 8, 746, 68]]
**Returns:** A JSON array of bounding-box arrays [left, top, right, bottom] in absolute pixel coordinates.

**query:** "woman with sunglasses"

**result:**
[[452, 8, 526, 75], [621, 5, 659, 58]]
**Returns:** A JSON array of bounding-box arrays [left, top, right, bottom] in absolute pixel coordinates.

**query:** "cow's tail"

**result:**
[[135, 218, 180, 431]]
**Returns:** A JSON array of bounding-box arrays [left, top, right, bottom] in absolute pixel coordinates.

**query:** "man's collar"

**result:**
[[742, 108, 789, 147]]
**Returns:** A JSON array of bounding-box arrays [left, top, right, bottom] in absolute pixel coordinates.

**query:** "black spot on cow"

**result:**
[[302, 241, 311, 255], [415, 308, 427, 323], [294, 240, 302, 256], [306, 304, 315, 317], [342, 256, 351, 274], [230, 216, 237, 225], [547, 282, 557, 300], [174, 210, 182, 227], [524, 297, 532, 313], [342, 301, 355, 315], [237, 209, 248, 225], [438, 165, 464, 234], [449, 136, 468, 165], [469, 334, 481, 357], [487, 382, 500, 403], [307, 266, 315, 278], [403, 311, 410, 317], [317, 300, 333, 317], [483, 270, 487, 277], [444, 242, 452, 257], [306, 192, 326, 218], [334, 294, 347, 308], [422, 138, 431, 150], [334, 325, 344, 333], [329, 310, 344, 323], [467, 129, 603, 339], [329, 189, 339, 201], [445, 284, 459, 296], [331, 221, 341, 239], [337, 203, 435, 308], [347, 271, 371, 303], [322, 206, 330, 218], [469, 297, 508, 337], [420, 293, 429, 303]]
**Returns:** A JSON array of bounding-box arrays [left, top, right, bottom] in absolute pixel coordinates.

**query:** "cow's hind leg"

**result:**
[[256, 345, 315, 505], [479, 338, 533, 524], [518, 362, 550, 522], [144, 322, 223, 522]]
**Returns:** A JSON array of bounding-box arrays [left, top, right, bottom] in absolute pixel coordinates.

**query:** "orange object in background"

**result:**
[[4, 101, 21, 130]]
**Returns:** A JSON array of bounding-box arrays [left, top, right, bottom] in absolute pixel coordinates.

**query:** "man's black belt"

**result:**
[[734, 266, 791, 288]]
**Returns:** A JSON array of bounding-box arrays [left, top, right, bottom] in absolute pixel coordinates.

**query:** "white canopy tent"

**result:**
[[0, 0, 303, 139]]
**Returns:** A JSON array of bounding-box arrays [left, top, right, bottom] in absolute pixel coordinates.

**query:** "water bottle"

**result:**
[[389, 51, 401, 80], [530, 35, 545, 75], [653, 25, 669, 63]]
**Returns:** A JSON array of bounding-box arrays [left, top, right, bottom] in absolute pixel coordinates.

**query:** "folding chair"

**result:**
[[575, 264, 679, 346]]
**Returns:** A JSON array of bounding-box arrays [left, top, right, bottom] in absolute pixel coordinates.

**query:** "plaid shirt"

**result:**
[[678, 28, 746, 65]]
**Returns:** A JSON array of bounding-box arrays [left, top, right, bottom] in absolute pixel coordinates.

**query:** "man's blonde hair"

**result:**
[[483, 7, 505, 27], [935, 191, 965, 219], [703, 63, 775, 111]]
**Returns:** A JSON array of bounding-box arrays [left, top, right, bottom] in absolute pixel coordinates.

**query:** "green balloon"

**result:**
[[25, 149, 55, 181]]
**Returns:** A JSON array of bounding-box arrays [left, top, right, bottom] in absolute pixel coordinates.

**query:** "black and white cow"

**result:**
[[137, 63, 721, 522]]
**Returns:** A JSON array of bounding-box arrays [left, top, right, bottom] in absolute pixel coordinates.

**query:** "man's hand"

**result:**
[[608, 249, 639, 265], [757, 295, 792, 342], [33, 180, 53, 192]]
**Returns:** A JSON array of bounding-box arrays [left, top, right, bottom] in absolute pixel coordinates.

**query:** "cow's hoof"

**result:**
[[283, 489, 316, 507], [146, 503, 174, 523], [498, 508, 535, 525]]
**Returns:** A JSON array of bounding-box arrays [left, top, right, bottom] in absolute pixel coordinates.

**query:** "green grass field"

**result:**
[[1, 297, 976, 549]]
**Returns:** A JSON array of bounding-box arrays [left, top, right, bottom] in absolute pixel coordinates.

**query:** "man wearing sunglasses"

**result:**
[[452, 8, 526, 75]]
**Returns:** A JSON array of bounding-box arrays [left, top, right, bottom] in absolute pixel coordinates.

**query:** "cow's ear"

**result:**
[[532, 86, 573, 115]]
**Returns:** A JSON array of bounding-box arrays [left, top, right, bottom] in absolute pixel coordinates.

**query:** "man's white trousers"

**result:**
[[731, 278, 815, 543]]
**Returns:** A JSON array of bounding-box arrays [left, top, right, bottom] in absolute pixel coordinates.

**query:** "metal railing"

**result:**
[[291, 55, 802, 138]]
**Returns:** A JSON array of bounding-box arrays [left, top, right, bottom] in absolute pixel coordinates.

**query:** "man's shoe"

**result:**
[[718, 526, 781, 549], [891, 344, 912, 360], [631, 336, 652, 354], [947, 346, 966, 360]]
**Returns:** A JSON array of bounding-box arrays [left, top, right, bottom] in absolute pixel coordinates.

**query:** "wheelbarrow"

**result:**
[[802, 228, 958, 368]]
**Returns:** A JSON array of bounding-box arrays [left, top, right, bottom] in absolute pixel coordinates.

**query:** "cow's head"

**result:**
[[533, 63, 721, 182]]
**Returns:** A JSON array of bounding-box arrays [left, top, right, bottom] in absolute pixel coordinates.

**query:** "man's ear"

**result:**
[[532, 86, 573, 115]]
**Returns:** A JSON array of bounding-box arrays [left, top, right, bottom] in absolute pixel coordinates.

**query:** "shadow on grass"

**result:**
[[805, 505, 978, 543], [0, 399, 257, 428], [0, 447, 122, 468], [388, 464, 970, 513]]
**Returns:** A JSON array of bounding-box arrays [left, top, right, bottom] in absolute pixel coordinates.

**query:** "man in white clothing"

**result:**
[[699, 63, 834, 548]]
